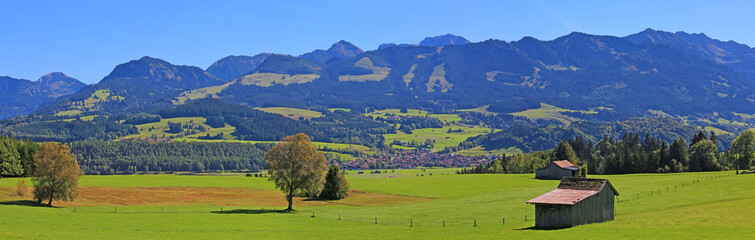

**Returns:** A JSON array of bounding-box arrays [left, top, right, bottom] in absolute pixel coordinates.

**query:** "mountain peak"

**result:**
[[419, 34, 470, 47], [206, 53, 273, 81], [300, 40, 364, 63]]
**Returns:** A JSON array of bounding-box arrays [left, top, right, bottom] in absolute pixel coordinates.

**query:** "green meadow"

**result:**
[[1, 171, 751, 239], [384, 125, 494, 151]]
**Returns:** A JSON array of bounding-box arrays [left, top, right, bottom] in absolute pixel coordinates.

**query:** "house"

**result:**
[[535, 160, 580, 179], [526, 177, 619, 228]]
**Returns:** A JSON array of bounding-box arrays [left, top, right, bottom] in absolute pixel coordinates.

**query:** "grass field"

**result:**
[[0, 171, 751, 239], [172, 82, 233, 104], [365, 108, 430, 119], [239, 73, 320, 87], [383, 125, 494, 151], [255, 107, 324, 120], [338, 57, 391, 82], [458, 105, 497, 115], [512, 103, 596, 124], [118, 117, 239, 140], [455, 146, 523, 157]]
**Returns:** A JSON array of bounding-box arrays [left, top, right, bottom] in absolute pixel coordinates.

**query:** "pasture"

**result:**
[[383, 125, 493, 151], [1, 171, 751, 239]]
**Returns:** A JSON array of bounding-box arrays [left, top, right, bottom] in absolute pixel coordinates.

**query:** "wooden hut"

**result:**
[[526, 177, 619, 228], [535, 160, 580, 180]]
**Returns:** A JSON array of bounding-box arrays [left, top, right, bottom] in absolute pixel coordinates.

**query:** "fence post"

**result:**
[[375, 217, 377, 224], [114, 207, 117, 213], [221, 207, 223, 213], [474, 219, 477, 227], [443, 220, 445, 228], [312, 212, 315, 218], [74, 207, 76, 213], [410, 219, 413, 227], [339, 214, 341, 220], [503, 217, 505, 225]]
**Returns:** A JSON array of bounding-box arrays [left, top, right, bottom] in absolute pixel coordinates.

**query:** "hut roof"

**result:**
[[526, 177, 619, 205], [553, 160, 579, 170]]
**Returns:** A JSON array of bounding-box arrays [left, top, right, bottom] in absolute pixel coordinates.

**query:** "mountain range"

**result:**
[[0, 72, 85, 118], [2, 30, 755, 120]]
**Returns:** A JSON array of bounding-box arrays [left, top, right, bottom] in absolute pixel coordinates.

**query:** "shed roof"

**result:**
[[526, 189, 599, 205], [527, 177, 619, 205], [553, 160, 579, 170]]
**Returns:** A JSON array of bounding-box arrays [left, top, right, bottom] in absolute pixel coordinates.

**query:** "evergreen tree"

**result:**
[[319, 165, 349, 200], [0, 139, 24, 177], [691, 131, 707, 147], [668, 138, 689, 172], [552, 140, 580, 165]]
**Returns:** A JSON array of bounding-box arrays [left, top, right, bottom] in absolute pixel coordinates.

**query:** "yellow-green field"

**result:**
[[239, 73, 319, 86], [54, 110, 83, 116], [255, 107, 324, 120], [512, 103, 596, 124], [0, 171, 750, 239], [118, 117, 237, 140], [365, 109, 430, 119], [459, 105, 497, 115], [384, 125, 494, 151], [172, 82, 233, 104], [455, 146, 523, 157], [338, 57, 391, 82]]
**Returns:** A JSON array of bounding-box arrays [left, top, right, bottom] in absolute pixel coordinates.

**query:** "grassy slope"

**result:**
[[511, 103, 596, 124], [255, 107, 324, 120], [0, 172, 750, 239], [384, 125, 493, 151]]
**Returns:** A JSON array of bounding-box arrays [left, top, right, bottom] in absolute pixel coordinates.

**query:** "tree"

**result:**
[[688, 140, 719, 172], [0, 141, 24, 177], [32, 142, 82, 206], [668, 138, 689, 172], [552, 140, 580, 165], [15, 179, 27, 198], [728, 129, 755, 173], [690, 131, 707, 147], [265, 133, 327, 210], [319, 165, 349, 200]]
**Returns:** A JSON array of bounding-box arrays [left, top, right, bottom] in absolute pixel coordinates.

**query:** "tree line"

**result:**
[[459, 129, 755, 175], [70, 141, 274, 175]]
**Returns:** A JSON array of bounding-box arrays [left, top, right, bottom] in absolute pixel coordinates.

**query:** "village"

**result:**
[[335, 149, 492, 170]]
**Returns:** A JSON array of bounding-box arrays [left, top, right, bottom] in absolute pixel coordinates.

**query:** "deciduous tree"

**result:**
[[32, 142, 82, 206], [265, 133, 327, 210], [689, 139, 719, 172], [728, 129, 755, 173]]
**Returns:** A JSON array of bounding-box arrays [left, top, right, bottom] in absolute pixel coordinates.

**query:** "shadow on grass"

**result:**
[[0, 200, 53, 208], [516, 226, 570, 231], [211, 209, 294, 214]]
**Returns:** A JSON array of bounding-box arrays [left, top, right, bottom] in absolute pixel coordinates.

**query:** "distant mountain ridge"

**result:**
[[379, 34, 470, 49], [28, 30, 755, 119], [38, 56, 224, 115], [0, 72, 85, 118], [625, 28, 755, 81]]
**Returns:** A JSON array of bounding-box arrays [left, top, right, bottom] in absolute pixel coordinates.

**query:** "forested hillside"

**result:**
[[70, 141, 273, 174]]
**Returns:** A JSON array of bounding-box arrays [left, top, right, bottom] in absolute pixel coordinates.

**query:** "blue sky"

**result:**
[[1, 0, 753, 83]]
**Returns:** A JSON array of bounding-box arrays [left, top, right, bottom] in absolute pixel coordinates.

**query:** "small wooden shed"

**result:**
[[535, 160, 580, 180], [526, 177, 619, 228]]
